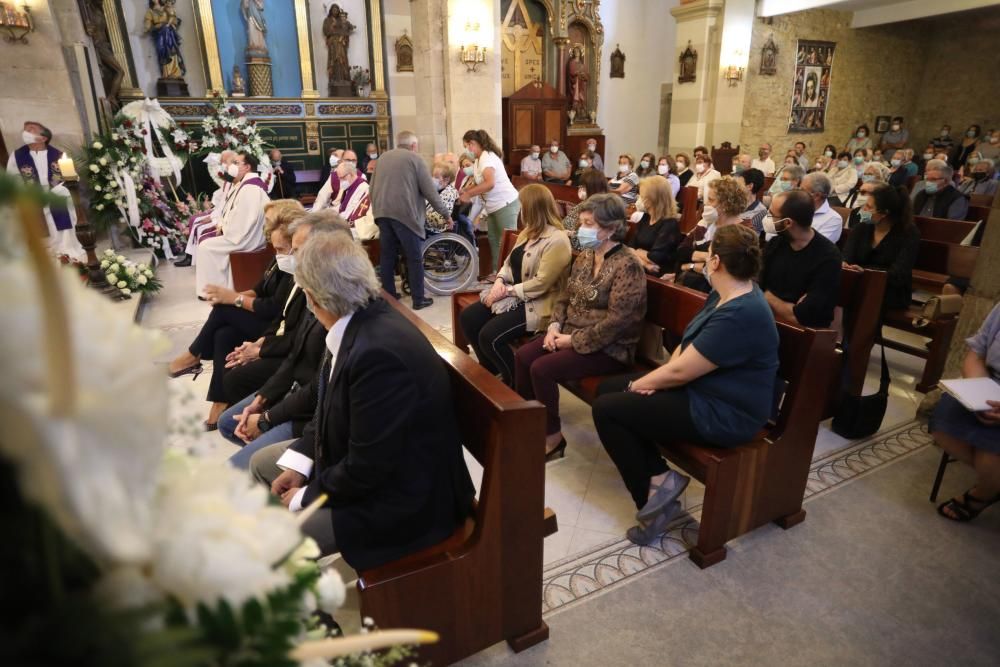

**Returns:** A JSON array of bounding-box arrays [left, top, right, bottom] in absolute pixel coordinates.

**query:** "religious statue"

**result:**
[[242, 0, 268, 58], [565, 47, 590, 122], [609, 44, 625, 79], [79, 0, 124, 109], [760, 33, 778, 76], [323, 4, 356, 97], [143, 0, 185, 80], [231, 65, 246, 97], [678, 41, 697, 83]]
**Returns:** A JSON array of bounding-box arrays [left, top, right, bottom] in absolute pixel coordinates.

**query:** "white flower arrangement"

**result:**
[[100, 248, 162, 298]]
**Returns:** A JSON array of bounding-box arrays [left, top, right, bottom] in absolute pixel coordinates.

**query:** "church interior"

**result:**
[[2, 0, 999, 665]]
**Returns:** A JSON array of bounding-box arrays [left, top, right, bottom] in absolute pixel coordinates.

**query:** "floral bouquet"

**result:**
[[99, 248, 162, 298], [195, 92, 271, 161]]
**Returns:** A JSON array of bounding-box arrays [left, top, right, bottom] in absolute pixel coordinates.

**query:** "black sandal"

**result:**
[[168, 362, 203, 380], [937, 489, 1000, 522]]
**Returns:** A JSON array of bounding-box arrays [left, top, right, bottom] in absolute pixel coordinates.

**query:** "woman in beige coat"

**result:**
[[459, 184, 572, 385]]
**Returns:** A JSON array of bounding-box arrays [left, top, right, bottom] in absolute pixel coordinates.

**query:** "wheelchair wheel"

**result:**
[[422, 232, 478, 296]]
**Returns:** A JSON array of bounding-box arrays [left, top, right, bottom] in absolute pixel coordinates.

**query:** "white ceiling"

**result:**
[[756, 0, 1000, 28]]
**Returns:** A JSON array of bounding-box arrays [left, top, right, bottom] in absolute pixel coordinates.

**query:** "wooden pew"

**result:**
[[883, 239, 978, 392], [511, 175, 581, 205], [358, 294, 552, 666], [562, 278, 837, 568], [967, 204, 990, 223], [678, 186, 701, 233], [914, 216, 977, 245], [230, 244, 275, 292], [969, 193, 994, 207]]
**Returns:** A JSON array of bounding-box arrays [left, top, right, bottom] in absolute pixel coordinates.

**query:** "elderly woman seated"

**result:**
[[628, 175, 682, 275], [957, 158, 998, 197], [592, 224, 779, 544], [930, 301, 1000, 522], [167, 200, 305, 429], [842, 161, 890, 221], [514, 193, 647, 461]]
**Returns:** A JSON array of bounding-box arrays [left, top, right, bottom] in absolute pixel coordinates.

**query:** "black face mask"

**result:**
[[221, 171, 235, 183], [972, 172, 987, 181]]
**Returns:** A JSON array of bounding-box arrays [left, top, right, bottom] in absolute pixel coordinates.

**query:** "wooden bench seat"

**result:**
[[357, 295, 552, 666], [230, 244, 275, 292]]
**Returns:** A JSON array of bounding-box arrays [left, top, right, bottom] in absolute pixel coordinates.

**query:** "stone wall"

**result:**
[[383, 0, 417, 140], [739, 9, 930, 158]]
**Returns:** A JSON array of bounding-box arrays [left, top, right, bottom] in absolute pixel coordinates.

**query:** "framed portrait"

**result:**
[[875, 115, 891, 133]]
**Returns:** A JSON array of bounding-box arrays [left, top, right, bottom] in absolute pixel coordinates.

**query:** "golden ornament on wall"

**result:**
[[609, 44, 625, 79], [395, 31, 413, 72]]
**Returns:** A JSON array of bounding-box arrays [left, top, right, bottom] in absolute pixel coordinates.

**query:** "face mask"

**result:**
[[837, 160, 849, 169], [824, 151, 833, 157], [618, 163, 630, 173], [920, 152, 933, 160], [759, 150, 768, 159], [22, 130, 40, 144], [576, 226, 601, 249], [854, 156, 865, 165], [733, 165, 745, 174], [587, 143, 597, 151], [778, 180, 793, 192], [966, 130, 977, 138], [433, 178, 445, 191], [579, 159, 590, 168], [702, 258, 713, 287], [940, 130, 950, 138], [694, 163, 706, 174], [815, 162, 824, 170], [275, 254, 296, 274], [890, 159, 901, 167], [463, 166, 473, 176], [676, 161, 686, 171], [891, 124, 900, 131], [967, 156, 981, 165], [635, 198, 646, 212], [873, 154, 882, 161], [577, 187, 587, 200], [657, 164, 669, 175], [858, 209, 874, 225], [862, 174, 875, 183], [701, 205, 718, 225], [639, 160, 650, 170], [531, 151, 540, 159], [925, 182, 939, 194], [329, 155, 339, 167], [368, 152, 378, 159], [972, 171, 987, 181], [550, 146, 559, 154], [220, 168, 235, 183], [227, 163, 241, 178], [304, 294, 315, 315], [343, 159, 357, 169], [857, 131, 866, 138], [762, 215, 788, 235]]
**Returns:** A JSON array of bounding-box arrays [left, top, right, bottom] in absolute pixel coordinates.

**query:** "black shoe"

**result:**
[[545, 437, 567, 463], [174, 254, 192, 267], [412, 297, 434, 310]]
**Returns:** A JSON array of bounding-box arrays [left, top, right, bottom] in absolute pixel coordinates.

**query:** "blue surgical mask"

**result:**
[[862, 174, 875, 183], [579, 159, 590, 168], [858, 209, 874, 224], [925, 181, 939, 194], [854, 156, 864, 165], [779, 180, 793, 192], [733, 165, 745, 174], [463, 166, 473, 176], [576, 226, 601, 249], [702, 257, 714, 286]]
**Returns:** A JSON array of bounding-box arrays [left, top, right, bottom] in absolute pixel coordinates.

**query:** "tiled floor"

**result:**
[[144, 258, 929, 574]]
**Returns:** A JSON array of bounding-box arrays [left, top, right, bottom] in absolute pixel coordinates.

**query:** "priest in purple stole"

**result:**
[[6, 121, 85, 260], [195, 151, 269, 297]]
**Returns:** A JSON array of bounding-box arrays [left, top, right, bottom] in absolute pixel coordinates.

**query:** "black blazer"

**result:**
[[293, 299, 475, 570], [250, 262, 293, 323], [257, 313, 327, 435], [270, 160, 297, 200], [260, 287, 309, 359]]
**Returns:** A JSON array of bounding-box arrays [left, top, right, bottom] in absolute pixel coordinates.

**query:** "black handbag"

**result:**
[[831, 330, 890, 439]]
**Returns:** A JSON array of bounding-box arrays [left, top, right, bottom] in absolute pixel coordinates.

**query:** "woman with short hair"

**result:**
[[687, 153, 721, 202], [826, 150, 859, 205], [671, 177, 749, 293], [460, 184, 572, 386], [675, 152, 694, 189], [610, 153, 640, 204], [593, 223, 779, 544], [514, 193, 647, 461], [845, 124, 872, 153]]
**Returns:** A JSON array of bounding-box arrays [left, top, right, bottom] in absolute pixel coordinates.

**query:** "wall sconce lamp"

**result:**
[[459, 20, 486, 72], [723, 64, 744, 86], [0, 1, 34, 44]]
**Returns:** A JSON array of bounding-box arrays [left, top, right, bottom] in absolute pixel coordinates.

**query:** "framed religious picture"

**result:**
[[787, 39, 835, 133], [395, 31, 413, 72], [875, 115, 891, 133], [759, 34, 778, 75], [678, 41, 697, 83], [610, 44, 625, 78]]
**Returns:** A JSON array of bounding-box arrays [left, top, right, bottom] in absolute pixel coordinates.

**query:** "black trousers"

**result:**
[[376, 217, 425, 301], [189, 304, 269, 403], [592, 373, 708, 509], [221, 356, 286, 405], [459, 301, 527, 385]]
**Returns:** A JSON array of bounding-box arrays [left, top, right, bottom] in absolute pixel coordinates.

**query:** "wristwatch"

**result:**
[[257, 411, 272, 433], [234, 294, 245, 309]]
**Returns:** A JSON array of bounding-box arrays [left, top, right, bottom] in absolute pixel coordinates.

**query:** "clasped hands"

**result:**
[[542, 327, 572, 353], [483, 278, 510, 307], [225, 337, 263, 368], [233, 393, 265, 442], [271, 468, 306, 508], [203, 283, 239, 306], [976, 400, 1000, 426]]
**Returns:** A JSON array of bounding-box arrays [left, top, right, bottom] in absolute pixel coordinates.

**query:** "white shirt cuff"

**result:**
[[277, 449, 314, 478], [288, 487, 307, 512]]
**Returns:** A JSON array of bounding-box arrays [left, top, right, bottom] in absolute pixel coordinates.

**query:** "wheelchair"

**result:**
[[398, 225, 479, 297]]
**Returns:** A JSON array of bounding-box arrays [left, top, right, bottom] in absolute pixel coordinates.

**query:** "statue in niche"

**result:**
[[241, 0, 268, 58], [143, 0, 188, 96], [231, 65, 246, 96], [323, 4, 356, 97], [566, 46, 590, 122], [678, 41, 697, 83], [79, 0, 124, 109], [609, 44, 625, 79], [760, 33, 778, 75]]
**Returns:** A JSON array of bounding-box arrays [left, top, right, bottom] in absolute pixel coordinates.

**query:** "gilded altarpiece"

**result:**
[[501, 0, 545, 98]]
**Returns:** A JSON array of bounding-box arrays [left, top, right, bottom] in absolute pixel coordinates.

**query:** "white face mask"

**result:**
[[579, 159, 590, 168], [694, 163, 706, 174], [762, 215, 788, 235], [276, 253, 296, 274], [22, 130, 41, 145], [891, 124, 901, 131], [676, 161, 686, 171], [857, 131, 866, 138], [824, 151, 833, 157], [922, 153, 933, 160], [657, 164, 669, 175], [227, 163, 241, 178], [577, 187, 586, 200], [343, 159, 357, 169], [639, 160, 650, 169], [550, 145, 559, 154], [531, 151, 540, 159], [368, 152, 378, 159], [635, 198, 646, 212], [837, 160, 849, 169], [701, 205, 718, 225], [587, 143, 597, 152], [339, 178, 351, 190], [618, 163, 630, 173], [329, 155, 339, 167]]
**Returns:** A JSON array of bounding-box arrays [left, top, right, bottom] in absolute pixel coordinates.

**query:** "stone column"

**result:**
[[667, 0, 723, 154], [554, 37, 569, 96], [409, 0, 450, 159]]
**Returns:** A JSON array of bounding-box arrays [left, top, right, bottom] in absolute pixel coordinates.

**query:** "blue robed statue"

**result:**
[[143, 0, 186, 80]]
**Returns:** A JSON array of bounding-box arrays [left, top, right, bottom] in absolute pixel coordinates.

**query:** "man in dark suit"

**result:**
[[269, 148, 297, 200], [250, 231, 475, 570]]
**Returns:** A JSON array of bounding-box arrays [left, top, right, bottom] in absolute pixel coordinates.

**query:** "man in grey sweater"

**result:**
[[370, 130, 452, 309]]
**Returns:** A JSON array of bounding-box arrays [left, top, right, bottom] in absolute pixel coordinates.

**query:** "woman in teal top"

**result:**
[[593, 224, 779, 545]]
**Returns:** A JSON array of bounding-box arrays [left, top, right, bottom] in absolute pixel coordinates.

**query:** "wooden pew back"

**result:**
[[230, 244, 275, 292], [967, 204, 991, 223], [826, 268, 887, 418], [915, 239, 979, 278], [914, 216, 977, 244], [678, 186, 701, 233], [359, 295, 550, 666], [969, 193, 994, 207]]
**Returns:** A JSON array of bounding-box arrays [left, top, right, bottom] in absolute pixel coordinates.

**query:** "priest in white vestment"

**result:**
[[326, 150, 375, 240], [6, 121, 86, 261], [175, 150, 238, 267], [195, 152, 269, 297]]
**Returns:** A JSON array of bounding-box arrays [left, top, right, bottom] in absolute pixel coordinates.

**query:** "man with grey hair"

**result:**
[[913, 158, 968, 220], [250, 231, 475, 565], [958, 157, 998, 197], [370, 130, 453, 310], [801, 171, 843, 243], [762, 163, 804, 213]]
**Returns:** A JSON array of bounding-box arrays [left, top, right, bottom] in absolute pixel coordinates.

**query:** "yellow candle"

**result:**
[[58, 153, 77, 180]]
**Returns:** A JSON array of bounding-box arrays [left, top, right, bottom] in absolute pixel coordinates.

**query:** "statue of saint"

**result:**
[[323, 4, 355, 89], [81, 0, 125, 108], [241, 0, 268, 57], [566, 47, 589, 121], [142, 0, 186, 80], [231, 65, 246, 96]]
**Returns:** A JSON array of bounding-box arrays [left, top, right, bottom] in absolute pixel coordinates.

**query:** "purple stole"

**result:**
[[15, 145, 72, 231], [339, 177, 366, 219], [327, 172, 341, 202]]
